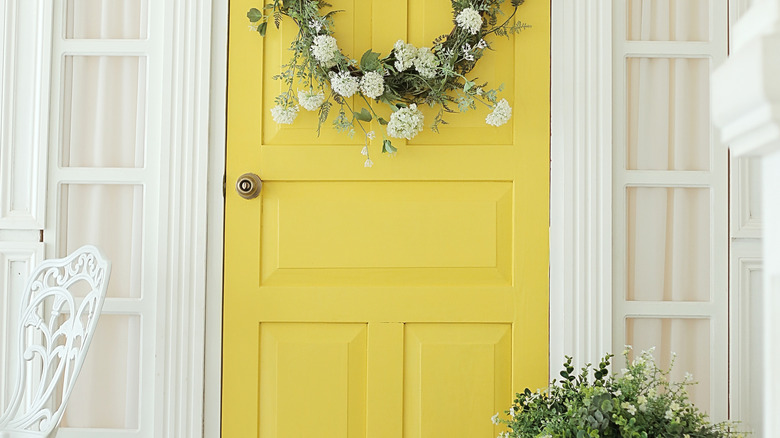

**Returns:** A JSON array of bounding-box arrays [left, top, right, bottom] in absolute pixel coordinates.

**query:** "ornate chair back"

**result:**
[[0, 246, 111, 438]]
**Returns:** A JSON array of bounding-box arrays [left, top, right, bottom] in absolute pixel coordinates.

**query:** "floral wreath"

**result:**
[[248, 0, 529, 167]]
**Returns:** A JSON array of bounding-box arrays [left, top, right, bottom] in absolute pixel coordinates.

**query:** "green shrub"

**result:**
[[494, 348, 745, 438]]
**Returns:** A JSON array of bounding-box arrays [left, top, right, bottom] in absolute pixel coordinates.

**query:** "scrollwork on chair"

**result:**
[[0, 246, 111, 437]]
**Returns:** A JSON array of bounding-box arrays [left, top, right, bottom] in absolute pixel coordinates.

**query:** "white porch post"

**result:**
[[713, 0, 780, 433]]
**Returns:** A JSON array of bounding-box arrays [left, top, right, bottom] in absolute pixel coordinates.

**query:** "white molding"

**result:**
[[728, 242, 762, 434], [714, 0, 780, 430], [156, 0, 213, 436], [713, 1, 780, 158], [203, 0, 227, 435], [731, 156, 762, 238], [0, 242, 44, 415], [0, 0, 51, 230], [550, 0, 613, 375]]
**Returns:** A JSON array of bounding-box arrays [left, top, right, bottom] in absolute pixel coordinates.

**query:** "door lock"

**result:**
[[236, 173, 262, 199]]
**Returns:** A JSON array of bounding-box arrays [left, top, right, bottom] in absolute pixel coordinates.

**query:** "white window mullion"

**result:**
[[44, 0, 163, 436], [612, 0, 729, 421]]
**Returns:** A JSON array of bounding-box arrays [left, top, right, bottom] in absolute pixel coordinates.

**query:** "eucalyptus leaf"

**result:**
[[377, 117, 388, 126], [257, 22, 268, 37], [382, 139, 397, 154], [354, 108, 372, 122], [360, 49, 382, 71], [247, 8, 263, 22]]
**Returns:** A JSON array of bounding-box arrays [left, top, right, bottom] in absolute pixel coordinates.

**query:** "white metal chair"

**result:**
[[0, 246, 111, 438]]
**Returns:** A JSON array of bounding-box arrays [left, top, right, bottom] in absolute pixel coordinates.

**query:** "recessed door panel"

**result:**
[[404, 324, 512, 438], [259, 323, 367, 438], [260, 181, 512, 286]]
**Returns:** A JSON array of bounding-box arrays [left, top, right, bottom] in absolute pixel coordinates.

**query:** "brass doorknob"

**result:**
[[236, 173, 262, 199]]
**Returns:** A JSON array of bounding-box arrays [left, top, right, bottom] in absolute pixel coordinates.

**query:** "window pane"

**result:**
[[66, 0, 148, 39], [627, 187, 710, 301], [62, 56, 146, 168], [625, 318, 711, 413], [61, 315, 140, 429], [626, 58, 710, 171], [627, 0, 708, 41], [60, 184, 143, 299]]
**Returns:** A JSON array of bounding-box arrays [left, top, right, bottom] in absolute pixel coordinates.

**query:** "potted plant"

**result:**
[[493, 347, 745, 438]]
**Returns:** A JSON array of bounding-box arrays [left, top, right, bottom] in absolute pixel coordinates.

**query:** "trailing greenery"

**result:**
[[494, 348, 746, 438], [247, 0, 529, 166]]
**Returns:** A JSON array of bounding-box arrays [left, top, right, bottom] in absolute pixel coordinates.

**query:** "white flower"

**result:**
[[387, 104, 424, 140], [624, 374, 634, 381], [308, 19, 323, 33], [366, 131, 376, 140], [614, 389, 622, 397], [393, 40, 418, 72], [621, 402, 637, 416], [670, 401, 680, 412], [297, 90, 325, 111], [462, 43, 475, 61], [684, 372, 693, 382], [477, 39, 488, 49], [311, 35, 339, 67], [329, 71, 360, 97], [509, 406, 516, 418], [413, 47, 439, 79], [360, 146, 368, 156], [665, 409, 675, 420], [485, 98, 512, 127], [270, 105, 299, 124], [364, 158, 373, 167], [456, 7, 483, 35], [490, 413, 500, 425], [360, 71, 385, 98], [475, 87, 484, 96]]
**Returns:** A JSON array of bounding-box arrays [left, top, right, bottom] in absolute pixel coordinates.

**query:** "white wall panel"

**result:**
[[0, 242, 43, 415], [0, 0, 51, 229]]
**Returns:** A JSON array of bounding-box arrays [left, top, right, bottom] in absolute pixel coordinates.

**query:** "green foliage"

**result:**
[[495, 349, 746, 438], [382, 139, 397, 154]]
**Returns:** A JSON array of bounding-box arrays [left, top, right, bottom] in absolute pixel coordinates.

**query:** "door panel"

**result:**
[[261, 181, 512, 286], [404, 324, 511, 438], [259, 323, 367, 438], [224, 0, 550, 436]]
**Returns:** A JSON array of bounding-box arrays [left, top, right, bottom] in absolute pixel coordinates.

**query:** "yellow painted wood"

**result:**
[[366, 323, 403, 438], [259, 323, 367, 437], [223, 0, 550, 436], [404, 324, 512, 438]]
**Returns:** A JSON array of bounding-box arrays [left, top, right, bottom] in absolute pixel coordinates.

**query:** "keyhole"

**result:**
[[236, 173, 262, 199]]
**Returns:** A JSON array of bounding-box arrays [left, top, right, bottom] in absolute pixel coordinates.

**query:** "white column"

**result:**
[[712, 0, 780, 433], [550, 0, 613, 375]]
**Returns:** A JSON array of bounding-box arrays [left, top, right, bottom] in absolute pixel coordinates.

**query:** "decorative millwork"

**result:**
[[714, 0, 780, 433], [248, 0, 529, 165], [0, 246, 110, 436]]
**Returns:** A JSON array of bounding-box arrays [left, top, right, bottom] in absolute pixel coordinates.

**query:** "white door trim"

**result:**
[[204, 0, 228, 436]]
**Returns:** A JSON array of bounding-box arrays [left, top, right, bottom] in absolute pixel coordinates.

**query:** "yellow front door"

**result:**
[[223, 1, 550, 437]]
